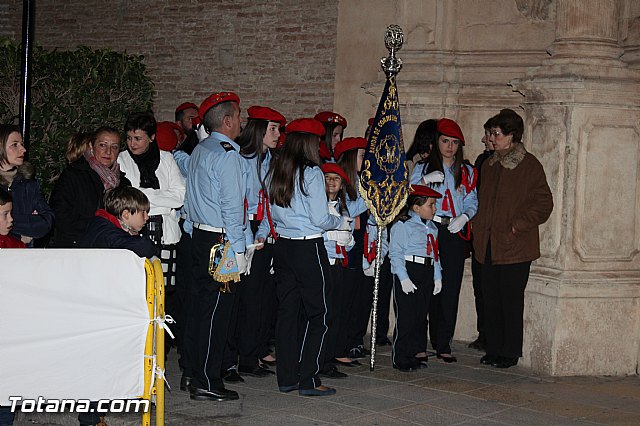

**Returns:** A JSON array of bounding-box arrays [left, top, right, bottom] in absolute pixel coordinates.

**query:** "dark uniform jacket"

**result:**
[[79, 210, 157, 258]]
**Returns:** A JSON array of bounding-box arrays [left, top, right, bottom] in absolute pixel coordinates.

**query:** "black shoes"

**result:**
[[278, 384, 299, 393], [299, 386, 336, 396], [348, 345, 370, 359], [190, 387, 239, 401], [223, 368, 244, 383], [319, 365, 348, 379], [238, 365, 275, 377], [436, 353, 457, 363], [492, 356, 518, 368], [480, 354, 498, 365], [480, 355, 518, 368], [376, 336, 392, 346], [333, 358, 362, 367], [180, 375, 192, 391], [468, 337, 486, 351]]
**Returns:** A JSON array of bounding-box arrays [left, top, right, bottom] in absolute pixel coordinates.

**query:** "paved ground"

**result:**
[[15, 342, 640, 425]]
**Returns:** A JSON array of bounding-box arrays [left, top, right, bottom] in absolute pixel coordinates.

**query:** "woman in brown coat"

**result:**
[[472, 108, 553, 369]]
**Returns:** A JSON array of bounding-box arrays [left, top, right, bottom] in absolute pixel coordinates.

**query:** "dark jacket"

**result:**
[[472, 143, 553, 265], [49, 157, 130, 247], [79, 211, 157, 258], [0, 162, 54, 240]]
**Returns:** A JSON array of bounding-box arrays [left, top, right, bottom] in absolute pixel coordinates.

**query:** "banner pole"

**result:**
[[369, 225, 385, 370]]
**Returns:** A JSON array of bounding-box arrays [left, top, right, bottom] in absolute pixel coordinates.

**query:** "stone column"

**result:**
[[510, 0, 640, 375]]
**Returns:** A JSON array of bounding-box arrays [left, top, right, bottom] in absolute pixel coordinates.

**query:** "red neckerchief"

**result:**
[[363, 230, 377, 264], [427, 233, 439, 262], [243, 197, 248, 225], [258, 189, 277, 240], [335, 243, 348, 267], [95, 209, 122, 229]]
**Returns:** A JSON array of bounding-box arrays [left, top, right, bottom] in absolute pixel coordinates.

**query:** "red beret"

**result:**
[[409, 184, 442, 199], [156, 121, 180, 151], [333, 137, 367, 160], [437, 118, 465, 145], [285, 118, 325, 137], [199, 91, 240, 119], [368, 117, 375, 126], [319, 143, 331, 160], [247, 106, 286, 127], [175, 102, 198, 114], [314, 111, 347, 129], [321, 163, 350, 185]]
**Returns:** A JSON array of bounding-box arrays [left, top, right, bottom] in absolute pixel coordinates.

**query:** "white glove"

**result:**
[[400, 278, 417, 295], [447, 214, 469, 233], [326, 230, 352, 246], [433, 279, 442, 295], [236, 252, 248, 275], [245, 246, 256, 275], [363, 260, 376, 277], [338, 216, 353, 231], [328, 201, 340, 217], [196, 123, 210, 141], [422, 171, 444, 184]]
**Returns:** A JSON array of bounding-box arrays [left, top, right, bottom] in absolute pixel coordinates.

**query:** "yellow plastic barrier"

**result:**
[[142, 258, 165, 426]]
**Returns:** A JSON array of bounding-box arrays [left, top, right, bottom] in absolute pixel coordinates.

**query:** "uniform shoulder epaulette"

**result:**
[[220, 141, 236, 152]]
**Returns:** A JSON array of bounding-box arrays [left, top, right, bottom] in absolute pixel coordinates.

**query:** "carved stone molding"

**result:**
[[515, 0, 554, 21]]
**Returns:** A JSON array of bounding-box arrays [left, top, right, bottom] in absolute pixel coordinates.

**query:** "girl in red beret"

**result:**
[[314, 111, 347, 161], [318, 163, 361, 378], [389, 185, 443, 371], [229, 106, 285, 378], [409, 118, 478, 363]]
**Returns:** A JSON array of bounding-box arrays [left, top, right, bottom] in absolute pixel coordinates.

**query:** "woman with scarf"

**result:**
[[50, 126, 129, 247], [117, 112, 185, 333]]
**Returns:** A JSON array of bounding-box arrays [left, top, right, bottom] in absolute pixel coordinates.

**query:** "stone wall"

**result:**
[[0, 0, 339, 122]]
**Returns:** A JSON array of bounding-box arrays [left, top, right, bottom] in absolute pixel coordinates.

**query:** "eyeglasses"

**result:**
[[489, 130, 504, 137]]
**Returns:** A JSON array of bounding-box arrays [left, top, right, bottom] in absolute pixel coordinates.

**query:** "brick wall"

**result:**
[[0, 0, 339, 123]]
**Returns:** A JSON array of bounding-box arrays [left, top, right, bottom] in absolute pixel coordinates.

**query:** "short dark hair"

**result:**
[[0, 188, 12, 206], [124, 112, 157, 139], [483, 116, 494, 130], [104, 186, 150, 218], [492, 108, 523, 143]]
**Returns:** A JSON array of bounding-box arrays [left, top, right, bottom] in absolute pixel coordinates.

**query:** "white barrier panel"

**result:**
[[0, 249, 149, 405]]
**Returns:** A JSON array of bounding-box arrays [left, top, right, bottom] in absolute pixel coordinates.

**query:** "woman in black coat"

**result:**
[[50, 127, 130, 247]]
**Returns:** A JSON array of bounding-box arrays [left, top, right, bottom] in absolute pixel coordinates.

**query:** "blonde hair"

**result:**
[[66, 132, 91, 163]]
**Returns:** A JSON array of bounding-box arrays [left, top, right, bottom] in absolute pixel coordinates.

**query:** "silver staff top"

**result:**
[[381, 24, 404, 77]]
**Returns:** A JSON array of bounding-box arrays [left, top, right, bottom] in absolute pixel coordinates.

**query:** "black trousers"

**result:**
[[482, 245, 531, 358], [471, 256, 485, 340], [429, 222, 466, 355], [392, 262, 434, 368], [322, 263, 343, 367], [273, 237, 331, 390], [175, 219, 194, 375], [345, 267, 368, 350], [236, 239, 275, 367], [373, 256, 393, 340], [190, 228, 236, 390]]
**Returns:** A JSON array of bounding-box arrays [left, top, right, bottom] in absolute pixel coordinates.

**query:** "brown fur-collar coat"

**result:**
[[472, 143, 553, 265]]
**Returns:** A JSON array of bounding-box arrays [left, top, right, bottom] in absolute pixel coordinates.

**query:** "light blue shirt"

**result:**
[[362, 221, 389, 269], [242, 150, 271, 215], [258, 165, 342, 239], [173, 149, 193, 236], [389, 211, 442, 282], [410, 162, 478, 219], [185, 132, 248, 254]]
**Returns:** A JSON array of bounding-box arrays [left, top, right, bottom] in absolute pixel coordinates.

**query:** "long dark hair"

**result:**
[[337, 149, 358, 200], [238, 119, 270, 192], [322, 122, 342, 158], [425, 131, 464, 190], [324, 172, 349, 215], [269, 132, 321, 208], [406, 119, 437, 161]]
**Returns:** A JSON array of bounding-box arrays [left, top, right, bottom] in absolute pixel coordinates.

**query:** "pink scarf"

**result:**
[[84, 149, 121, 190]]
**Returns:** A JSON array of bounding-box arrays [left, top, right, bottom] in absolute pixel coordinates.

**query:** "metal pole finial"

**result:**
[[380, 24, 404, 78]]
